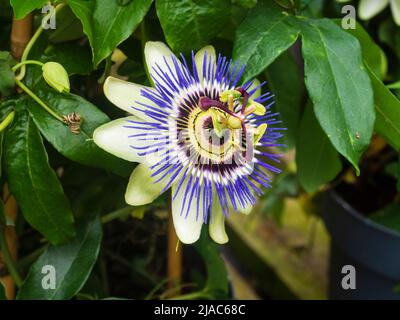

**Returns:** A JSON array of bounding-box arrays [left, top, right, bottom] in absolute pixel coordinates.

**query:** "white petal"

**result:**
[[144, 41, 181, 85], [248, 78, 261, 100], [103, 76, 155, 121], [171, 176, 204, 244], [238, 201, 253, 215], [209, 197, 229, 244], [194, 45, 216, 83], [359, 0, 389, 20], [93, 116, 160, 165], [125, 163, 169, 205], [391, 0, 400, 25]]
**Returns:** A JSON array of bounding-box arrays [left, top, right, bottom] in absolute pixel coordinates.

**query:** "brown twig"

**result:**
[[10, 14, 33, 60], [0, 13, 33, 300], [167, 201, 182, 296], [0, 185, 18, 300]]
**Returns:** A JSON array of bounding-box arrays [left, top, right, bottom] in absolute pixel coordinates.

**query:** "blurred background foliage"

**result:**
[[0, 0, 399, 300]]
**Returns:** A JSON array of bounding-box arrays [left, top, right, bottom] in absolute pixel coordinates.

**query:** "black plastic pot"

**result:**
[[322, 191, 400, 300]]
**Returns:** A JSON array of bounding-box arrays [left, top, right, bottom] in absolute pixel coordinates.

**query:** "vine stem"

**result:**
[[0, 226, 22, 288], [14, 78, 65, 123], [1, 12, 34, 301], [15, 24, 44, 80], [0, 111, 15, 133], [0, 185, 19, 300], [12, 60, 44, 72], [101, 206, 138, 224], [15, 4, 65, 81], [168, 290, 212, 300], [167, 196, 182, 297]]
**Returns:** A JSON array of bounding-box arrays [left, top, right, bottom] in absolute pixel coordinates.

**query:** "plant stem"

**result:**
[[168, 290, 212, 300], [167, 196, 182, 296], [14, 78, 64, 122], [0, 226, 22, 288], [15, 4, 65, 81], [101, 206, 138, 224], [15, 24, 44, 81], [4, 11, 32, 301], [12, 60, 44, 72], [0, 111, 15, 133]]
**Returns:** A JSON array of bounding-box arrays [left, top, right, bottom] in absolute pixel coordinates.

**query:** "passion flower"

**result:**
[[93, 42, 283, 244]]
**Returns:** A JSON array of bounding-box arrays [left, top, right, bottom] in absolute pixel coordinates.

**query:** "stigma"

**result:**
[[198, 87, 267, 137]]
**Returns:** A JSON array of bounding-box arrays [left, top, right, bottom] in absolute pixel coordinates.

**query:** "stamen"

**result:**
[[253, 123, 268, 145], [244, 104, 256, 116], [247, 100, 266, 116], [228, 94, 234, 111]]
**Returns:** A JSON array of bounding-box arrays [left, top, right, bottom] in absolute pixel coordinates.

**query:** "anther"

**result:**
[[228, 94, 234, 111]]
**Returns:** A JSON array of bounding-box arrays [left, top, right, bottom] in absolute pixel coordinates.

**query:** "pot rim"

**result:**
[[329, 190, 400, 240]]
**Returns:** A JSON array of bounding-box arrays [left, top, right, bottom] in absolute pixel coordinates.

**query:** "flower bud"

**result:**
[[42, 62, 70, 93]]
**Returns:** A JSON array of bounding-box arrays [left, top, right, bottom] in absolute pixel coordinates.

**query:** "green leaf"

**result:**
[[27, 81, 132, 177], [156, 0, 231, 53], [367, 67, 400, 150], [17, 215, 102, 300], [48, 6, 85, 43], [385, 158, 400, 191], [42, 43, 93, 75], [300, 19, 375, 173], [91, 0, 152, 66], [68, 0, 153, 67], [296, 104, 342, 193], [0, 54, 15, 97], [378, 19, 400, 58], [387, 81, 400, 90], [299, 0, 325, 18], [233, 1, 300, 83], [332, 20, 398, 149], [0, 99, 17, 180], [333, 20, 387, 79], [265, 50, 303, 148], [370, 204, 400, 233], [67, 0, 95, 41], [232, 0, 257, 9], [195, 229, 229, 299], [10, 0, 48, 19], [4, 108, 75, 245], [0, 282, 6, 300], [0, 51, 16, 65]]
